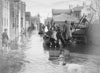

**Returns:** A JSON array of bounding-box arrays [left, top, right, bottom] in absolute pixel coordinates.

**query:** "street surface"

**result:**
[[19, 30, 100, 73]]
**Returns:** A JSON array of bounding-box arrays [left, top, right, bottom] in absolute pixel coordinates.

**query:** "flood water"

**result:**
[[19, 30, 100, 73]]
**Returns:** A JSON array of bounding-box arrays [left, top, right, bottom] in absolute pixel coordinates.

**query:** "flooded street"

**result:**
[[19, 30, 100, 73], [20, 30, 68, 73], [0, 0, 100, 73]]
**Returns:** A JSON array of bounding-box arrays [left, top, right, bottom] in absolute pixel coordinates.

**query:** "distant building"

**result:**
[[45, 17, 52, 25], [25, 12, 31, 31], [72, 6, 83, 19], [31, 16, 41, 30], [44, 17, 53, 29]]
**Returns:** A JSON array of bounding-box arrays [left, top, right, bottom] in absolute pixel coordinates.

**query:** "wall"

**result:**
[[25, 12, 31, 31], [0, 0, 3, 49], [9, 0, 17, 40], [2, 0, 10, 37], [20, 1, 26, 30]]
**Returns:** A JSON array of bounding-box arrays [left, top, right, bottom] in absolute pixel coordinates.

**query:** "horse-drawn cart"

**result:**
[[72, 24, 88, 44]]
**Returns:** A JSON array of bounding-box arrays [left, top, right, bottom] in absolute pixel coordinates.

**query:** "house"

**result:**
[[72, 6, 83, 19], [45, 17, 52, 25], [44, 17, 53, 29], [0, 0, 10, 48], [25, 12, 31, 31], [9, 0, 26, 45]]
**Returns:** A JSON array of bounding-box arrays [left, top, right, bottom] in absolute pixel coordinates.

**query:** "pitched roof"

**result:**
[[53, 14, 78, 22], [73, 6, 83, 11], [52, 9, 72, 16]]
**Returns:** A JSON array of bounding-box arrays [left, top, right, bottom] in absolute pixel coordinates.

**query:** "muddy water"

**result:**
[[19, 31, 100, 73]]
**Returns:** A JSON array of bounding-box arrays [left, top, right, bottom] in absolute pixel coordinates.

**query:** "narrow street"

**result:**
[[1, 0, 100, 73], [19, 30, 100, 73], [19, 32, 66, 73], [20, 30, 68, 73]]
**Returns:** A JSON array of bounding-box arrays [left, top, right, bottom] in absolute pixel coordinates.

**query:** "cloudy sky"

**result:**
[[22, 0, 91, 22]]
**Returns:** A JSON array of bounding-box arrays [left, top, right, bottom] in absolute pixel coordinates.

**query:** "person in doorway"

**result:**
[[2, 29, 9, 47]]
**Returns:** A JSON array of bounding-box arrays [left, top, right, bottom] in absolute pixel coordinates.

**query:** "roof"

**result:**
[[73, 6, 83, 11], [52, 9, 72, 16], [53, 14, 79, 22]]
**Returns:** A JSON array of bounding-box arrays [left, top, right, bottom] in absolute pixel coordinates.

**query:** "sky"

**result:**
[[22, 0, 91, 23]]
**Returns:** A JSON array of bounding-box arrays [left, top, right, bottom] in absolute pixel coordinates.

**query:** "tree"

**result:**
[[91, 0, 100, 22]]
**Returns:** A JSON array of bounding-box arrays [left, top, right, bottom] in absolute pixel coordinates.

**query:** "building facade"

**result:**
[[72, 6, 83, 19], [0, 0, 10, 48], [9, 0, 19, 40], [0, 0, 26, 48], [9, 0, 26, 41], [20, 1, 26, 31], [0, 0, 3, 48], [3, 0, 10, 36], [25, 12, 31, 31]]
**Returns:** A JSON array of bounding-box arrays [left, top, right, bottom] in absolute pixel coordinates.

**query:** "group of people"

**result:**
[[44, 14, 89, 65], [44, 14, 89, 48], [44, 21, 73, 65], [44, 20, 74, 49]]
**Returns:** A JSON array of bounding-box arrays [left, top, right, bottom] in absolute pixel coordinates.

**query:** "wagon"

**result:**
[[72, 24, 88, 44]]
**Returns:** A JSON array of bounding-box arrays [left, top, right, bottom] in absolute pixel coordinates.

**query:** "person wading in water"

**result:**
[[2, 29, 9, 47]]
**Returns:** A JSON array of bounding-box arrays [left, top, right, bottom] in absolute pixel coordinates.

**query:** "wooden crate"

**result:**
[[49, 50, 61, 57]]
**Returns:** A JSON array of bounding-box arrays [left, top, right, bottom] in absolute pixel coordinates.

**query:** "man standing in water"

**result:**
[[62, 20, 72, 65], [2, 29, 9, 47], [64, 20, 72, 40]]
